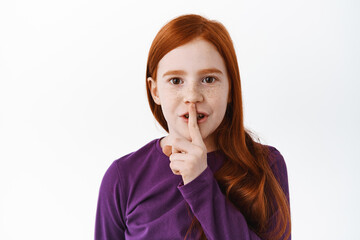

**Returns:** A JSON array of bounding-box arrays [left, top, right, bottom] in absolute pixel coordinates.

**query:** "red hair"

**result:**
[[146, 14, 291, 240]]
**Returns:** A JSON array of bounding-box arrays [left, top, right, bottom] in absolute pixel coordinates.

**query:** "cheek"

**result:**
[[160, 101, 172, 119], [202, 87, 218, 99], [203, 83, 229, 101], [213, 101, 228, 121], [158, 85, 180, 101], [158, 91, 180, 120], [205, 88, 229, 105], [206, 89, 229, 120]]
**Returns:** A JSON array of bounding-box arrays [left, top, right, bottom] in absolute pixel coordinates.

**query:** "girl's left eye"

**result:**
[[202, 76, 216, 83]]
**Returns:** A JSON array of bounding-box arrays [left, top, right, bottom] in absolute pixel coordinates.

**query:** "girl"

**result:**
[[95, 14, 291, 240]]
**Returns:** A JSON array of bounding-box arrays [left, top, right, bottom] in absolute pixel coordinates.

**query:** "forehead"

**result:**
[[157, 38, 227, 76]]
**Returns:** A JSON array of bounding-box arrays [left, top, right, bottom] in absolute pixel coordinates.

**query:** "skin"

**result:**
[[147, 37, 230, 184]]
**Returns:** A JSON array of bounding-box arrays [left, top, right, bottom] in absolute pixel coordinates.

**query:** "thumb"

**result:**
[[163, 145, 172, 157]]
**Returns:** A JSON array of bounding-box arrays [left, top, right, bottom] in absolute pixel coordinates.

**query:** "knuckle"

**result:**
[[169, 161, 176, 168]]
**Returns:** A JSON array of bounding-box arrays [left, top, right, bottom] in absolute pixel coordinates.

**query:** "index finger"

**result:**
[[188, 103, 203, 145]]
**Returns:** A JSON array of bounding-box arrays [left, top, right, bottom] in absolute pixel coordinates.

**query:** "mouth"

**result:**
[[183, 113, 206, 120], [181, 112, 208, 123]]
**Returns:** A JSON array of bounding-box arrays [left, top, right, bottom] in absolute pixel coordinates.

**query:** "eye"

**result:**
[[202, 76, 216, 84], [169, 78, 183, 85]]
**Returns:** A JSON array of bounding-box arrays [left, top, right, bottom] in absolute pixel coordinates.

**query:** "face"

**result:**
[[148, 38, 230, 151]]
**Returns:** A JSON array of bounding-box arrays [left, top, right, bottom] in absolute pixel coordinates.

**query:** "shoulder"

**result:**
[[111, 138, 162, 170], [102, 138, 159, 174], [99, 138, 164, 197], [106, 137, 166, 183], [263, 144, 289, 195], [264, 145, 287, 173]]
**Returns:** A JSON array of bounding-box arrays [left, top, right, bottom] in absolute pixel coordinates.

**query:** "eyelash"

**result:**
[[169, 76, 217, 85]]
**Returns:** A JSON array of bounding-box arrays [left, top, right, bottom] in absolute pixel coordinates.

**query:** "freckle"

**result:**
[[203, 87, 217, 98]]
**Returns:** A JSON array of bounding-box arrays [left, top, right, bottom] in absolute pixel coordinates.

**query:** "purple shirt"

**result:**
[[95, 137, 291, 239]]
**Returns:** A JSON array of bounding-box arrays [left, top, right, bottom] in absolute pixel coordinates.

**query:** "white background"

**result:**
[[0, 0, 359, 239]]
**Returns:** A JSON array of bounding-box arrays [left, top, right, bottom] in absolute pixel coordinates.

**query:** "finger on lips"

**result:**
[[163, 103, 207, 181], [188, 103, 203, 146], [163, 103, 204, 158]]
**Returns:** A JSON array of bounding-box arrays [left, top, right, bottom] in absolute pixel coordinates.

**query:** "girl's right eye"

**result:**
[[169, 78, 183, 85]]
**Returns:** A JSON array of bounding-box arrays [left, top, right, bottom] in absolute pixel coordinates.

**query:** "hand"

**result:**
[[162, 103, 208, 185]]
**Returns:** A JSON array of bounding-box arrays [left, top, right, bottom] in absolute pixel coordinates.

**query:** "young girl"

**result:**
[[95, 14, 291, 240]]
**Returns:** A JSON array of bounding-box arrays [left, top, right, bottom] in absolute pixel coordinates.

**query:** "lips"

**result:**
[[180, 111, 208, 123], [183, 113, 205, 120]]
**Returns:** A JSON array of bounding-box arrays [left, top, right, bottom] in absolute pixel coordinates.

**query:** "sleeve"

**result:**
[[177, 148, 291, 240], [95, 161, 126, 240], [267, 147, 291, 240], [178, 166, 262, 240]]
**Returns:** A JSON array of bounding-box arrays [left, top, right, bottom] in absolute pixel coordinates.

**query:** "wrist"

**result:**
[[182, 163, 208, 185]]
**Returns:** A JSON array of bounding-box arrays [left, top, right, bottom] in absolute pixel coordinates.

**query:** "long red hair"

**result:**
[[145, 14, 291, 240]]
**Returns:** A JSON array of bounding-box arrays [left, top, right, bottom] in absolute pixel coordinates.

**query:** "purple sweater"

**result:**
[[95, 137, 291, 240]]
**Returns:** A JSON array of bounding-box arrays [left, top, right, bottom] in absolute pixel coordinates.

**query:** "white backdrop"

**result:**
[[0, 0, 359, 239]]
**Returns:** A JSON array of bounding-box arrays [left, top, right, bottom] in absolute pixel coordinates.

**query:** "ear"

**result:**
[[147, 77, 161, 105]]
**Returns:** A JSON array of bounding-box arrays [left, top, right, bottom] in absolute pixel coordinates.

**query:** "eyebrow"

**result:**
[[162, 68, 223, 78]]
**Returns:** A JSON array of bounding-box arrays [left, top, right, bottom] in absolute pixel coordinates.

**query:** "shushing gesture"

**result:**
[[163, 103, 208, 185]]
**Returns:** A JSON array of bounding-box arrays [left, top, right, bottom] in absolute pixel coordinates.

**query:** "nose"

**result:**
[[183, 82, 204, 104]]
